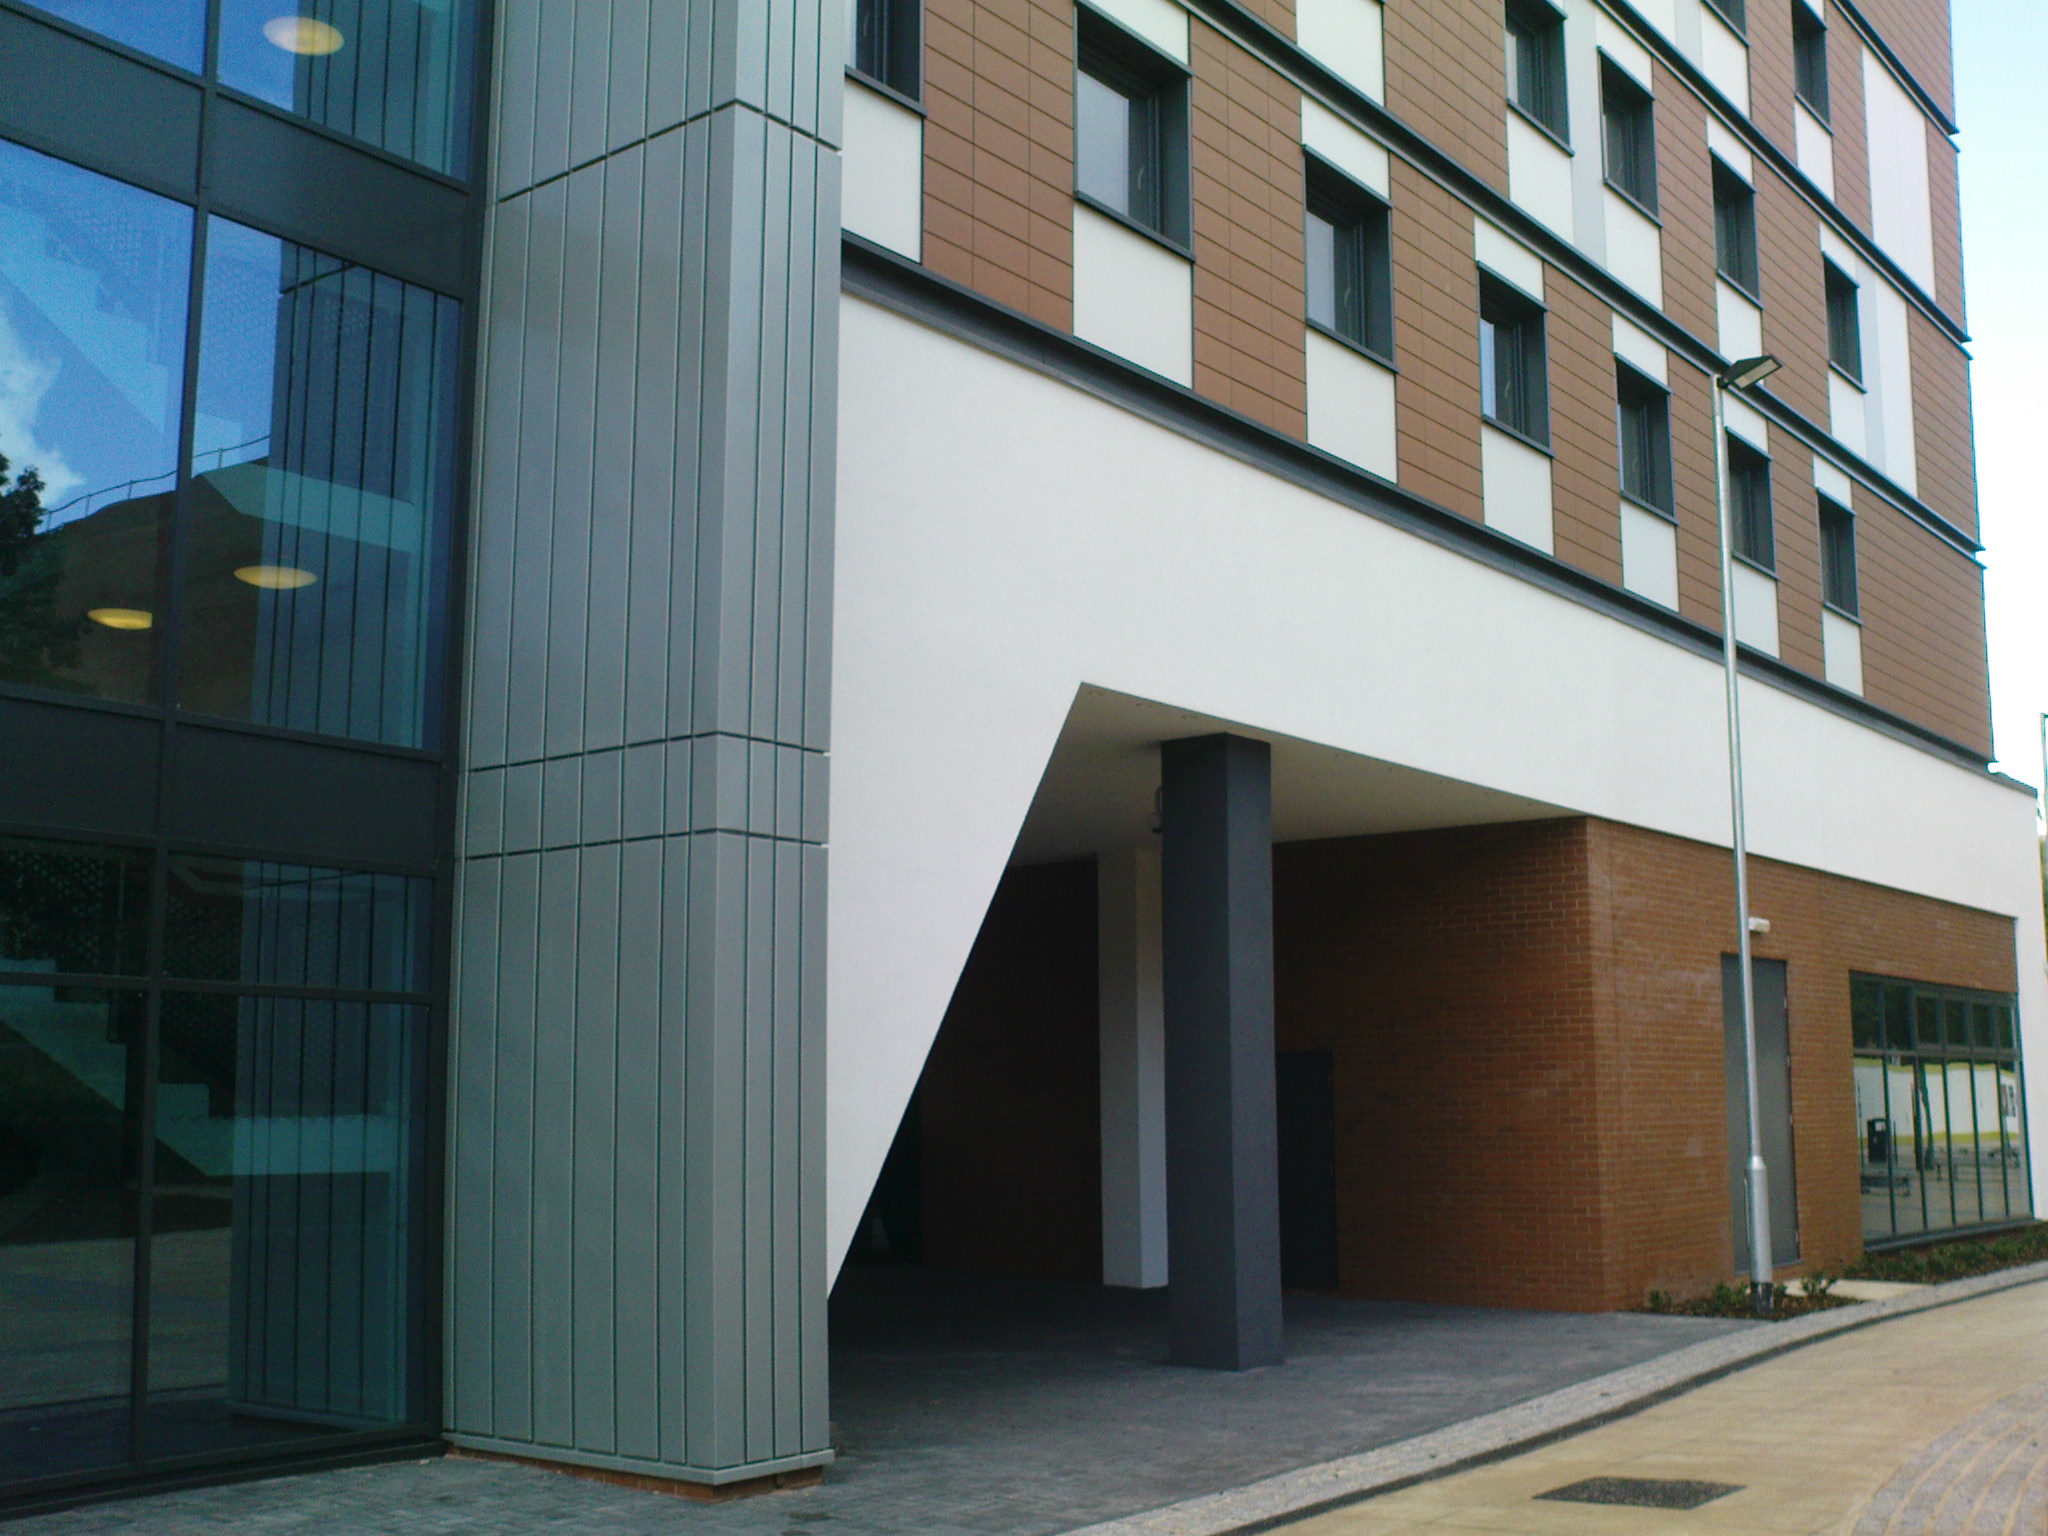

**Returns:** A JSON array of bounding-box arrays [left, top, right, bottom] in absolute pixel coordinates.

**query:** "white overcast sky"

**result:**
[[1955, 0, 2047, 798]]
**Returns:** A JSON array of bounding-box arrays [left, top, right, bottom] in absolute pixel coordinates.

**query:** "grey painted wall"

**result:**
[[448, 0, 839, 1482]]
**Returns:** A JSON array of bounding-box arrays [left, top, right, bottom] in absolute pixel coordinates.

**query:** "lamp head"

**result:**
[[1721, 354, 1781, 390]]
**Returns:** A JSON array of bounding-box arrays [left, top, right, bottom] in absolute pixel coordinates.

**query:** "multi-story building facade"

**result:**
[[0, 0, 2036, 1513]]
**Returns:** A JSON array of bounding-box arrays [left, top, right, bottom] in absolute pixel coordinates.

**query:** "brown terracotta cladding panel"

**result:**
[[1546, 278, 1624, 587], [1853, 488, 1991, 754], [1382, 0, 1508, 195], [1826, 14, 1870, 231], [1275, 817, 2017, 1311], [1190, 21, 1308, 437], [1390, 161, 1483, 520], [1754, 172, 1830, 426], [917, 860, 1103, 1282], [923, 0, 1076, 329], [1846, 0, 1954, 122], [1911, 309, 1978, 538], [1745, 0, 1799, 154], [1766, 449, 1826, 679], [1927, 120, 1964, 320], [1668, 363, 1727, 630], [1237, 0, 1294, 39], [1655, 70, 1718, 345], [1590, 819, 2014, 1303]]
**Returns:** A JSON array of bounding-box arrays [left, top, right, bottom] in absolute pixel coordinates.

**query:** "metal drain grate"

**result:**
[[1536, 1476, 1743, 1509]]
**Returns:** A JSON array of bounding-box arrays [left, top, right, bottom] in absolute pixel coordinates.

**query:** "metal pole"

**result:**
[[1711, 377, 1774, 1317]]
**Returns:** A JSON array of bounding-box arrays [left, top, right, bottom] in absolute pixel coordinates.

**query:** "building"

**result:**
[[0, 0, 2037, 1513]]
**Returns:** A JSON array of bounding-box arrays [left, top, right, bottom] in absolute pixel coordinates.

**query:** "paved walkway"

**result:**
[[1268, 1277, 2048, 1536]]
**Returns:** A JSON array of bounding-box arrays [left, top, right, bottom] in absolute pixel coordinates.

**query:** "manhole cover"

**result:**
[[1536, 1476, 1743, 1509]]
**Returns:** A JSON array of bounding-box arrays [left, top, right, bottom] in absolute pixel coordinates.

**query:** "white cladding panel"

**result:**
[[1823, 609, 1865, 695], [1830, 370, 1868, 457], [1302, 99, 1390, 196], [1733, 562, 1781, 656], [1480, 424, 1555, 553], [1862, 49, 1936, 294], [1305, 330, 1398, 480], [1475, 216, 1544, 299], [841, 80, 924, 259], [1700, 8, 1750, 113], [1620, 503, 1680, 609], [1506, 114, 1575, 237], [1868, 279, 1918, 494], [1612, 313, 1668, 385], [1795, 103, 1835, 200], [1605, 193, 1663, 305], [1073, 204, 1194, 386], [1086, 0, 1189, 62], [1717, 280, 1762, 363], [1296, 0, 1385, 101], [829, 297, 2046, 1275]]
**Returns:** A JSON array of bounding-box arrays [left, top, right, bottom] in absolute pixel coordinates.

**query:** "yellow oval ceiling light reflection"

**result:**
[[87, 608, 154, 631], [262, 15, 345, 54], [234, 564, 319, 590]]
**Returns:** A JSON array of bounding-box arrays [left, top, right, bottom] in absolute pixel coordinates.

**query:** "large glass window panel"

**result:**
[[145, 993, 425, 1458], [0, 984, 146, 1481], [22, 0, 205, 73], [216, 0, 479, 177], [164, 859, 430, 993], [0, 141, 191, 703], [181, 218, 459, 749], [0, 836, 150, 978]]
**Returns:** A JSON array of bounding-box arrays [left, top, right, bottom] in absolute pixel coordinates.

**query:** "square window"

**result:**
[[1713, 159, 1760, 298], [1616, 363, 1672, 513], [1305, 156, 1394, 359], [1794, 3, 1830, 121], [1505, 0, 1569, 142], [1075, 8, 1190, 246], [850, 0, 922, 98], [1601, 61, 1658, 214], [1825, 261, 1861, 381], [1819, 494, 1857, 614], [1727, 435, 1773, 569], [1480, 275, 1548, 444]]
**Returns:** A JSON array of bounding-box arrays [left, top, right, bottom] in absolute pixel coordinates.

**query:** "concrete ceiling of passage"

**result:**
[[1007, 685, 1570, 866]]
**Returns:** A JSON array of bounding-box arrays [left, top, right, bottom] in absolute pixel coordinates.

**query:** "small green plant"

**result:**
[[1803, 1271, 1838, 1302], [1645, 1289, 1673, 1313]]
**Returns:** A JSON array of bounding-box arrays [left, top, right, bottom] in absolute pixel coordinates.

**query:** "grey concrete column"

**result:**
[[447, 0, 839, 1487], [1099, 846, 1168, 1289], [1159, 734, 1283, 1370]]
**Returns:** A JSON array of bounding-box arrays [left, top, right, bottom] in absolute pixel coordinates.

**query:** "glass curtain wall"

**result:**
[[0, 835, 433, 1485], [24, 0, 476, 176], [1852, 974, 2030, 1244]]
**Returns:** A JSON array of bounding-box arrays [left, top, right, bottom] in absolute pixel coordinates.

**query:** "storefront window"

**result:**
[[1853, 975, 2029, 1244], [181, 217, 460, 749], [0, 140, 191, 704]]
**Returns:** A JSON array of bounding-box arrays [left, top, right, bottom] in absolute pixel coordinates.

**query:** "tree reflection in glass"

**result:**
[[0, 141, 191, 703]]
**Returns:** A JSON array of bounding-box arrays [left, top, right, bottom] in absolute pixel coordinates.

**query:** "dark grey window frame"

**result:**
[[1304, 154, 1394, 364], [1825, 259, 1862, 383], [1705, 0, 1746, 35], [1073, 4, 1192, 252], [1793, 2, 1830, 123], [1615, 362, 1673, 516], [1819, 493, 1858, 615], [850, 0, 923, 103], [1727, 434, 1774, 571], [1479, 273, 1550, 448], [1600, 58, 1659, 216], [1505, 0, 1570, 147], [1713, 158, 1761, 301]]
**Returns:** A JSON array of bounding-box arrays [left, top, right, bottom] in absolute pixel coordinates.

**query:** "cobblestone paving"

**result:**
[[9, 1267, 1749, 1536]]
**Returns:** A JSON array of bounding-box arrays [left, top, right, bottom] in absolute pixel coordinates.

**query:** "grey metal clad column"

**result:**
[[447, 0, 839, 1485], [1159, 734, 1285, 1370]]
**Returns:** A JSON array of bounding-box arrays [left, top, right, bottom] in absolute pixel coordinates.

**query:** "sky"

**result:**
[[1952, 1, 2048, 798]]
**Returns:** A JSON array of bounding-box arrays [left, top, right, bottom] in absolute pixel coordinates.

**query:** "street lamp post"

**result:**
[[1713, 353, 1781, 1319]]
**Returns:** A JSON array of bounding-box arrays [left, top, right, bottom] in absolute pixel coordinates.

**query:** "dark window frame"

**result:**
[[1073, 5, 1192, 251], [1705, 0, 1747, 35], [1304, 155, 1395, 363], [1505, 0, 1570, 146], [1713, 158, 1761, 300], [1600, 58, 1659, 216], [1825, 260, 1862, 383], [1479, 273, 1550, 447], [1616, 362, 1673, 516], [850, 0, 924, 102], [1819, 494, 1858, 616], [1793, 2, 1830, 123], [1727, 434, 1774, 571]]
